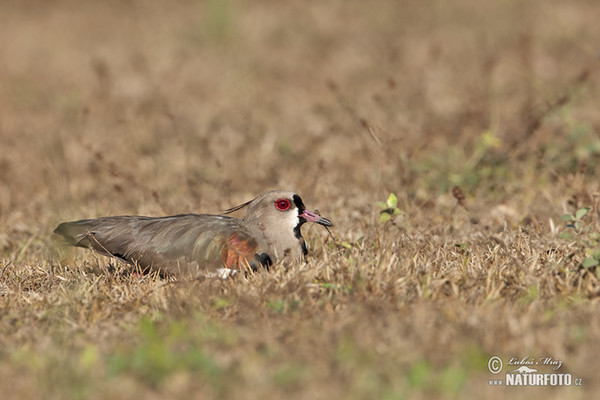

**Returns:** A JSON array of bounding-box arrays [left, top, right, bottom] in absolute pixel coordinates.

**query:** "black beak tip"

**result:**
[[318, 217, 333, 227]]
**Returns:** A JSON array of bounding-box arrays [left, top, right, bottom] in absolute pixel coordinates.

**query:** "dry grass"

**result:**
[[1, 0, 600, 398]]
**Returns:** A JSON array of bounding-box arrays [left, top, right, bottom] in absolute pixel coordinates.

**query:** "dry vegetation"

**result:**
[[1, 0, 600, 399]]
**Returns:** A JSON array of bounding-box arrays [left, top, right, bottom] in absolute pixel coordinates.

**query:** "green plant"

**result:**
[[376, 193, 401, 223], [559, 207, 600, 269]]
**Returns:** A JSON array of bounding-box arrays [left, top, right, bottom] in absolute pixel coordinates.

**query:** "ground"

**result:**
[[1, 0, 599, 399]]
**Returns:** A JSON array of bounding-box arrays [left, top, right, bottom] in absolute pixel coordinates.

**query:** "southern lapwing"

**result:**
[[54, 190, 332, 278]]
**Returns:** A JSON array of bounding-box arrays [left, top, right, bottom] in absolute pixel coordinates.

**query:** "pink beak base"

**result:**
[[299, 209, 333, 227]]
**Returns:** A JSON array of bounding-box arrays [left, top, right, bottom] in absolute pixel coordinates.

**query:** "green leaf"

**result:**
[[386, 193, 398, 209], [588, 248, 600, 259], [582, 257, 599, 268], [339, 241, 353, 249], [375, 202, 387, 209], [575, 208, 590, 220], [379, 213, 391, 223], [561, 214, 575, 222], [558, 232, 574, 241]]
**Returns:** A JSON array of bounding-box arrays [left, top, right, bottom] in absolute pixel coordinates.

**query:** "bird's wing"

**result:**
[[54, 214, 258, 277]]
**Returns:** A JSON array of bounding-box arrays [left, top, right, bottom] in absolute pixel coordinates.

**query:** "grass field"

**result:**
[[1, 0, 599, 398]]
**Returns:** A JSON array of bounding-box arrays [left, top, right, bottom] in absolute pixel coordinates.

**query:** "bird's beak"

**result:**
[[299, 209, 333, 227]]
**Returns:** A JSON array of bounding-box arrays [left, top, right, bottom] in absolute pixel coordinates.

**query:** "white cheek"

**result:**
[[283, 207, 299, 228]]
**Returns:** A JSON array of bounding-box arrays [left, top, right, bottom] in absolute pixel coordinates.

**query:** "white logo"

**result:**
[[509, 366, 538, 374], [487, 356, 583, 387], [488, 356, 503, 374]]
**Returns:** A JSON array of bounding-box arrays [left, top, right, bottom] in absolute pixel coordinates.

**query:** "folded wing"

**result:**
[[54, 214, 258, 277]]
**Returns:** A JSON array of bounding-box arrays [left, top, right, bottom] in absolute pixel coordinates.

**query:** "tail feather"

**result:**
[[54, 219, 124, 261]]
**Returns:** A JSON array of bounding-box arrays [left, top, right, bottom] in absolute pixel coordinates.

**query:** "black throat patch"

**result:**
[[292, 194, 308, 255], [292, 194, 306, 230]]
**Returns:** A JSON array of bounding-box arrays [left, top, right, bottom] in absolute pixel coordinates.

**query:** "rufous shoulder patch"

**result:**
[[221, 232, 257, 272]]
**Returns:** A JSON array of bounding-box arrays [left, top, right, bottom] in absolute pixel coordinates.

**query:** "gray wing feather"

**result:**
[[54, 214, 257, 277]]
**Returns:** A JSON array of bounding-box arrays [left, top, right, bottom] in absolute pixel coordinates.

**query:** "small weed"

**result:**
[[559, 207, 600, 272], [376, 193, 402, 224]]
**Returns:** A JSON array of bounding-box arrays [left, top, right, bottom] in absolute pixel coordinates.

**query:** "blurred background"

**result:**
[[0, 0, 598, 237]]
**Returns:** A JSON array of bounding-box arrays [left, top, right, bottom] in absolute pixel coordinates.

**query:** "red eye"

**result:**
[[275, 198, 291, 211]]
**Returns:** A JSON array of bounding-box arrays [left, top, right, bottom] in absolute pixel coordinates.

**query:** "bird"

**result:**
[[53, 190, 332, 278]]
